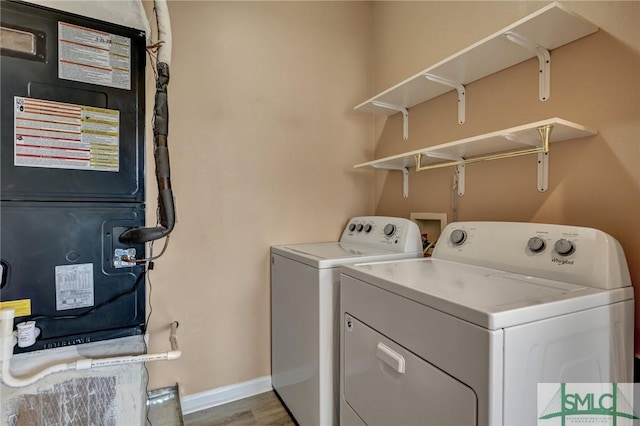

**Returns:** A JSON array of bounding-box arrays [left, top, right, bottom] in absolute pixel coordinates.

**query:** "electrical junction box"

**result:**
[[0, 0, 147, 353]]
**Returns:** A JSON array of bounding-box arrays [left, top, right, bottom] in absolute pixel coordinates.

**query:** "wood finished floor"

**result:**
[[183, 391, 296, 426]]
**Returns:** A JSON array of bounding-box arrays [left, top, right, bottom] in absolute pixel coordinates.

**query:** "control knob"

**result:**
[[527, 237, 546, 253], [356, 224, 364, 232], [364, 224, 372, 233], [348, 223, 356, 232], [554, 239, 575, 256], [383, 224, 396, 237], [450, 229, 467, 246]]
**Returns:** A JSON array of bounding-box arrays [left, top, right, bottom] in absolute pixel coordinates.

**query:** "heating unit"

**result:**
[[0, 1, 180, 422], [0, 0, 149, 352]]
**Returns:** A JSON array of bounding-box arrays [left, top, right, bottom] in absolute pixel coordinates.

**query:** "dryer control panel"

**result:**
[[340, 216, 422, 253], [433, 222, 631, 290]]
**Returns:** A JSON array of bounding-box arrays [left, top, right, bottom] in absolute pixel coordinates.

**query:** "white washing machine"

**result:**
[[271, 216, 423, 426], [340, 221, 634, 426]]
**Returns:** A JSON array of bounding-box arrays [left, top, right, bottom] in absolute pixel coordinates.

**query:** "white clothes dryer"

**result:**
[[340, 221, 634, 426], [271, 216, 423, 426]]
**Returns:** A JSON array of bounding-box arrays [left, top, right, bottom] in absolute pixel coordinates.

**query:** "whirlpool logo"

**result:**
[[551, 257, 575, 266], [538, 383, 639, 425]]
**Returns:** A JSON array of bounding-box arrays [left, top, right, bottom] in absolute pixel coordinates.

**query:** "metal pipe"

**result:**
[[415, 125, 553, 172]]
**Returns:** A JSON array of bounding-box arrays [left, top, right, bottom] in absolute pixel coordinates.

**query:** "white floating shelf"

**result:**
[[355, 118, 597, 197], [355, 2, 598, 124]]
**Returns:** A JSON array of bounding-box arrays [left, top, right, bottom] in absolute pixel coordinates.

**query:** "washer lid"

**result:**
[[271, 242, 419, 268], [341, 258, 633, 330]]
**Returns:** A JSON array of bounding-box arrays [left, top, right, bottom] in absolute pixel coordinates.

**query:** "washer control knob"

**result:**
[[554, 239, 575, 256], [364, 224, 372, 233], [356, 224, 364, 232], [450, 229, 467, 246], [348, 223, 356, 232], [527, 237, 546, 253], [383, 224, 396, 237]]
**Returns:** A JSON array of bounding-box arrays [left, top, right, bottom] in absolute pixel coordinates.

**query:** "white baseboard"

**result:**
[[180, 375, 273, 415]]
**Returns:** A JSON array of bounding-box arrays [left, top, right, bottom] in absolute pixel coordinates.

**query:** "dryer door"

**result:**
[[343, 315, 477, 426]]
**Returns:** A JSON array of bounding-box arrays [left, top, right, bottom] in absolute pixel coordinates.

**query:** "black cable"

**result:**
[[29, 270, 146, 321]]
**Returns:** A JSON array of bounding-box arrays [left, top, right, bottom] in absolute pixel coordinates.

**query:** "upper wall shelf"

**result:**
[[355, 2, 598, 139], [355, 118, 597, 198]]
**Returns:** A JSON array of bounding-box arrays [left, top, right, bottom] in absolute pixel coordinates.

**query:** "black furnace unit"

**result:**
[[0, 0, 147, 352]]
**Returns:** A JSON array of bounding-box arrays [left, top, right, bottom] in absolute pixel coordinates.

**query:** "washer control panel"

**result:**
[[433, 222, 631, 290], [340, 216, 422, 254]]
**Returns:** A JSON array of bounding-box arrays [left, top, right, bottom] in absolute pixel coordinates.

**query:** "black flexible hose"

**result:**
[[120, 62, 175, 244]]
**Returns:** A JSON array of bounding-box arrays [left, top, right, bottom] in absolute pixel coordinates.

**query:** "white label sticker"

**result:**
[[55, 263, 95, 311], [14, 96, 120, 172], [58, 21, 131, 90]]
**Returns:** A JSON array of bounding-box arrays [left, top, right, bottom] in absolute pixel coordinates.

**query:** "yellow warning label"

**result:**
[[82, 117, 118, 126], [82, 105, 119, 115], [0, 299, 32, 317], [14, 96, 120, 173], [82, 129, 118, 137]]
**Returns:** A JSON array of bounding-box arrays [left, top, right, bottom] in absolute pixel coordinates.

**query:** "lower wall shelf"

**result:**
[[355, 118, 597, 198]]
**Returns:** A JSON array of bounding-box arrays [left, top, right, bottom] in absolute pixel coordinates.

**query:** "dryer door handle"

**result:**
[[376, 342, 405, 374]]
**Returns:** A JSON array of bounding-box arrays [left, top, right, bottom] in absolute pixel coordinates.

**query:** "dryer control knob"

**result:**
[[383, 224, 396, 237], [348, 223, 356, 232], [554, 239, 575, 256], [364, 224, 372, 233], [450, 229, 467, 246], [356, 224, 364, 232], [527, 237, 546, 253]]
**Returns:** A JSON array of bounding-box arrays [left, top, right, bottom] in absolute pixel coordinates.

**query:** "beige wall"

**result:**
[[144, 2, 374, 394], [371, 1, 640, 351], [144, 1, 639, 396]]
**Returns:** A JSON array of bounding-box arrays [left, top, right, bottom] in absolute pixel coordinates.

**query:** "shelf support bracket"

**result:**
[[401, 167, 409, 198], [424, 74, 466, 124], [455, 164, 465, 196], [536, 124, 553, 192], [415, 152, 466, 195], [371, 101, 409, 141], [504, 31, 551, 101], [375, 165, 410, 198]]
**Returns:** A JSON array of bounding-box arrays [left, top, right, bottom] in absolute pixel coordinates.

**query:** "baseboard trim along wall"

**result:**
[[180, 358, 640, 414], [180, 375, 273, 415]]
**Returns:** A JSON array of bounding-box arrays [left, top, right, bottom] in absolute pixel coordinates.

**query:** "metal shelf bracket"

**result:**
[[401, 167, 409, 198], [504, 31, 551, 101], [536, 124, 553, 192], [424, 74, 466, 124], [374, 165, 410, 198], [416, 151, 466, 195], [372, 101, 409, 141], [455, 164, 465, 196], [425, 153, 466, 194]]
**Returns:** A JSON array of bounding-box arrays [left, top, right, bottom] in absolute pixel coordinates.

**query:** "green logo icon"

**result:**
[[539, 383, 638, 425]]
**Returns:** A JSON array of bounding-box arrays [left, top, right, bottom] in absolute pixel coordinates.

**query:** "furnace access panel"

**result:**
[[1, 0, 145, 202], [0, 1, 147, 352]]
